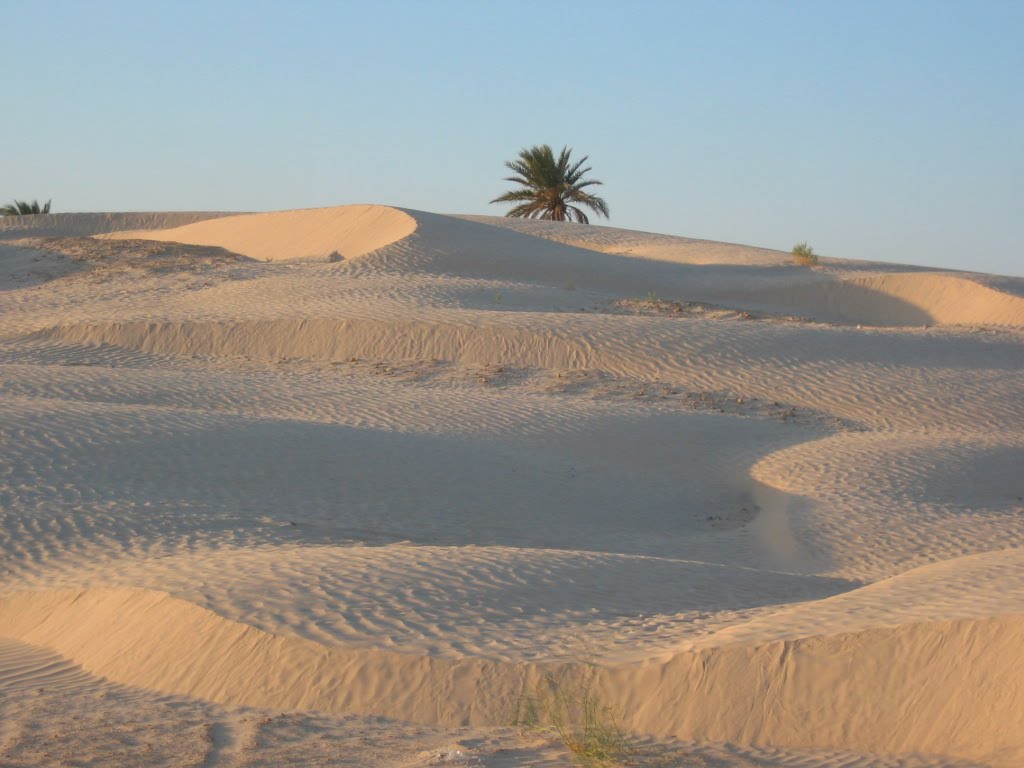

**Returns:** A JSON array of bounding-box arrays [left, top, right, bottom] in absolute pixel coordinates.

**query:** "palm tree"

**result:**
[[0, 199, 52, 216], [491, 145, 609, 223]]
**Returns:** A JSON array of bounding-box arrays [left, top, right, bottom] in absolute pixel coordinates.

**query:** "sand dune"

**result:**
[[457, 215, 798, 266], [0, 635, 99, 694], [0, 588, 1020, 766], [460, 213, 1024, 326], [743, 272, 1024, 327], [2, 204, 1022, 766], [99, 204, 417, 262]]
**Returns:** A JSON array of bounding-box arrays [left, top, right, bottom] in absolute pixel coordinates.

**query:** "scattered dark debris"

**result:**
[[602, 297, 813, 325], [6, 236, 253, 279]]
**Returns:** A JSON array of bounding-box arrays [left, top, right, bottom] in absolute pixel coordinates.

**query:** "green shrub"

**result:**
[[791, 242, 818, 265], [512, 658, 634, 767]]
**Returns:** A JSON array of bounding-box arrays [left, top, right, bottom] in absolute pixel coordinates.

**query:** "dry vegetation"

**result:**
[[791, 242, 819, 266], [512, 660, 635, 767], [12, 236, 252, 274]]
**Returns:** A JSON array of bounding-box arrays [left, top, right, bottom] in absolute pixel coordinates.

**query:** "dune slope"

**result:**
[[1, 588, 1021, 766], [2, 204, 1022, 767], [98, 204, 417, 261]]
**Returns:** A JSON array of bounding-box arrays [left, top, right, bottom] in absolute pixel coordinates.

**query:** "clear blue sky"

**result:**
[[4, 0, 1022, 276]]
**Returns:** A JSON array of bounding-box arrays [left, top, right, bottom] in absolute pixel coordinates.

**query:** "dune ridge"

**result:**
[[76, 204, 1024, 326], [1, 588, 1020, 766], [99, 204, 417, 262], [457, 214, 1024, 326], [742, 272, 1024, 327]]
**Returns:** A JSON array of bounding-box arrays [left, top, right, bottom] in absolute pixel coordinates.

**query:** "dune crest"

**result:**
[[458, 214, 792, 266], [76, 205, 1024, 327], [742, 272, 1024, 327], [99, 204, 417, 262], [1, 588, 1020, 766]]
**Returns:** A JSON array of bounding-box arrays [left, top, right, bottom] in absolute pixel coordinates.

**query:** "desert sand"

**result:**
[[1, 205, 1021, 767]]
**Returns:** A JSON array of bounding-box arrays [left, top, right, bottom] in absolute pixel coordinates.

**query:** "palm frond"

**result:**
[[0, 198, 52, 216], [566, 189, 609, 219], [566, 205, 591, 224], [490, 188, 543, 204], [505, 201, 549, 218]]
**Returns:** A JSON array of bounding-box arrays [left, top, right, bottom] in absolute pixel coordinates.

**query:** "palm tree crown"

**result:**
[[491, 145, 609, 224], [0, 199, 51, 216]]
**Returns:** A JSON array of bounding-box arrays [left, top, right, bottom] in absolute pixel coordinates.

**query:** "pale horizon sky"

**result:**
[[4, 0, 1022, 276]]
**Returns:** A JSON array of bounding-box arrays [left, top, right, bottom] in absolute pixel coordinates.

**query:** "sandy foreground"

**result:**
[[0, 205, 1021, 767]]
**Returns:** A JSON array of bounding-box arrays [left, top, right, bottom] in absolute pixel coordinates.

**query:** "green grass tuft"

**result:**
[[511, 655, 635, 767], [791, 242, 819, 265]]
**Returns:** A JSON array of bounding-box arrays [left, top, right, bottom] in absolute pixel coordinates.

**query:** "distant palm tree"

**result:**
[[491, 145, 609, 223], [0, 199, 51, 216]]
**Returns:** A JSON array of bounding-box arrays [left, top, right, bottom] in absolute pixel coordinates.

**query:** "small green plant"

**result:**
[[0, 199, 51, 216], [493, 289, 504, 305], [645, 290, 659, 303], [791, 242, 818, 265], [512, 657, 634, 767]]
